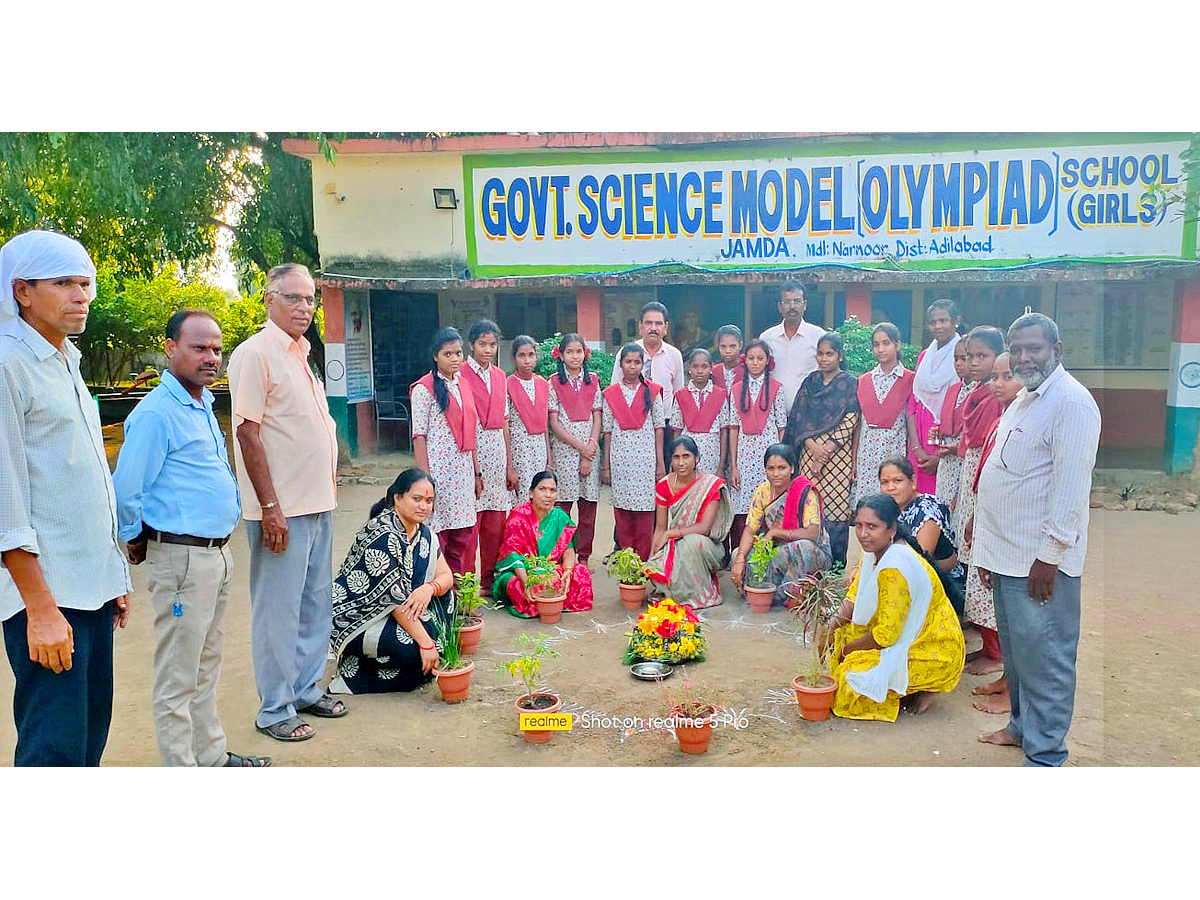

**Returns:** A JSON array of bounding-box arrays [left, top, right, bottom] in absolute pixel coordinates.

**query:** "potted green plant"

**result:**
[[499, 633, 563, 744], [785, 566, 848, 721], [431, 601, 475, 703], [660, 669, 722, 755], [525, 554, 566, 624], [743, 534, 778, 613], [454, 571, 486, 655], [607, 546, 650, 609]]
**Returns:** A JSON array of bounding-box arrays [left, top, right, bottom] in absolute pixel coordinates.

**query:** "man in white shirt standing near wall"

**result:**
[[0, 230, 132, 766], [972, 312, 1100, 767], [758, 281, 826, 412]]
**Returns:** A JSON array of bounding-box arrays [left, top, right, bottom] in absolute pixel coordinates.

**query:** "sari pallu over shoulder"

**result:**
[[785, 369, 859, 446], [493, 503, 574, 601]]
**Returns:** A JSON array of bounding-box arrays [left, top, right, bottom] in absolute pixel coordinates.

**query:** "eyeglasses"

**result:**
[[780, 298, 805, 307], [268, 291, 319, 309]]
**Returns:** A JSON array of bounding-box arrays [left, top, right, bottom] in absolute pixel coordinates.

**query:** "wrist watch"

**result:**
[[262, 501, 278, 510]]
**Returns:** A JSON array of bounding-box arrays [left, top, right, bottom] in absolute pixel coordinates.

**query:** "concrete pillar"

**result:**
[[319, 285, 354, 457], [576, 287, 603, 342], [743, 285, 754, 337], [846, 284, 872, 325], [1164, 277, 1200, 474]]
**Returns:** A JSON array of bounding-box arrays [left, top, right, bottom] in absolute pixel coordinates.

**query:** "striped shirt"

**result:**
[[973, 362, 1100, 579], [0, 317, 132, 621]]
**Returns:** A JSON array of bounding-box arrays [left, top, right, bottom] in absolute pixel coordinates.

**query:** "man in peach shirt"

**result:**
[[228, 263, 344, 742]]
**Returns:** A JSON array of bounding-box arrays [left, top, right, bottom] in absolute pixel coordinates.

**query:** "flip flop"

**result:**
[[224, 751, 273, 767], [298, 692, 348, 719], [255, 716, 314, 742]]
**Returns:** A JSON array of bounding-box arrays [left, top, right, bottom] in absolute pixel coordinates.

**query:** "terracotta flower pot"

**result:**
[[432, 660, 475, 703], [792, 674, 837, 722], [458, 615, 484, 655], [619, 582, 647, 610], [672, 704, 716, 754], [744, 585, 775, 613], [534, 592, 565, 624], [515, 692, 563, 744]]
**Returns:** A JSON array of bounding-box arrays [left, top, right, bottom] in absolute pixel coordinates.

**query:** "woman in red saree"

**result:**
[[646, 437, 734, 609], [493, 471, 594, 618]]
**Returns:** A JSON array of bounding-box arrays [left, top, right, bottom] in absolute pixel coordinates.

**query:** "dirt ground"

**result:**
[[2, 447, 1196, 767]]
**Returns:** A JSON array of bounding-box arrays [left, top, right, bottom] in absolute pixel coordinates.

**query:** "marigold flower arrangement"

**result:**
[[622, 598, 706, 664]]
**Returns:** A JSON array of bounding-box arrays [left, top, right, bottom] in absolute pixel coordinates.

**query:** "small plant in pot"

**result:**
[[524, 555, 566, 624], [607, 547, 649, 609], [499, 632, 563, 744], [454, 571, 486, 655], [431, 600, 475, 703], [660, 669, 722, 755], [785, 565, 848, 721], [743, 534, 779, 613]]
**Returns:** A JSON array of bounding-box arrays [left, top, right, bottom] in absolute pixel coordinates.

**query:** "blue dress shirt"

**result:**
[[113, 370, 241, 542]]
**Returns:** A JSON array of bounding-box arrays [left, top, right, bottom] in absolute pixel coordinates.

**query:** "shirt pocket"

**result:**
[[996, 422, 1050, 477]]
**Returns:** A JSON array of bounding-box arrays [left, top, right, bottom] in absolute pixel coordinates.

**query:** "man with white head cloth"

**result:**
[[0, 230, 132, 766]]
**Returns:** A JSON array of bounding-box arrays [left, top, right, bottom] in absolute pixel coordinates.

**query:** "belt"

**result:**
[[146, 528, 231, 549]]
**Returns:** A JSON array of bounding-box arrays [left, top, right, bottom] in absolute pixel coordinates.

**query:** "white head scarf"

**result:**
[[0, 230, 97, 324], [912, 333, 961, 421]]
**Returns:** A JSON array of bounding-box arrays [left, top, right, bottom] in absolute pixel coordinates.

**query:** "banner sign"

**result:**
[[344, 291, 374, 403], [465, 139, 1193, 273]]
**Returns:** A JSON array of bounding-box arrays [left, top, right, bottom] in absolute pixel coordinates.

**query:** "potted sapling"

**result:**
[[431, 600, 475, 703], [454, 571, 486, 655], [607, 546, 650, 609], [660, 669, 722, 755], [525, 554, 566, 624], [743, 534, 779, 613], [785, 566, 847, 721], [499, 633, 563, 744]]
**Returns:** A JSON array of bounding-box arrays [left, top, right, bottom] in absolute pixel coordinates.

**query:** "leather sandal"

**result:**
[[224, 751, 272, 766], [298, 692, 348, 718], [255, 716, 314, 742]]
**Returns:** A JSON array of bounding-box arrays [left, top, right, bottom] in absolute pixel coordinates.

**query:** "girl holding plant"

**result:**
[[328, 468, 455, 695], [727, 339, 788, 553], [547, 333, 601, 564], [493, 471, 594, 618], [602, 343, 666, 562], [852, 322, 913, 506], [506, 335, 553, 508]]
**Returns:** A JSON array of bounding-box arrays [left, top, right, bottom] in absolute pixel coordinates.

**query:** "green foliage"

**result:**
[[607, 547, 649, 586], [787, 565, 849, 685], [524, 555, 562, 600], [454, 571, 486, 617], [498, 632, 560, 705], [835, 315, 919, 376], [746, 534, 778, 589], [433, 594, 466, 672], [534, 333, 614, 388]]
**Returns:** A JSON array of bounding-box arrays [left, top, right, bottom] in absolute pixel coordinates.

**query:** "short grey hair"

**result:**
[[265, 262, 312, 295], [1007, 312, 1059, 345]]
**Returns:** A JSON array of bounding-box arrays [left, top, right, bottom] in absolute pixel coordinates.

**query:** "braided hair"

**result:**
[[739, 339, 773, 415], [555, 333, 593, 385], [618, 342, 653, 415], [428, 327, 463, 414]]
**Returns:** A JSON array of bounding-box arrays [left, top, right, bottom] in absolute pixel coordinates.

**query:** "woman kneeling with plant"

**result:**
[[645, 436, 733, 609], [493, 471, 594, 617], [822, 494, 964, 721], [730, 443, 831, 607], [328, 468, 456, 694]]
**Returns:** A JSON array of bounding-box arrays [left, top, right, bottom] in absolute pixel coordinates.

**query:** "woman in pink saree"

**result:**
[[646, 437, 734, 609], [493, 471, 594, 618]]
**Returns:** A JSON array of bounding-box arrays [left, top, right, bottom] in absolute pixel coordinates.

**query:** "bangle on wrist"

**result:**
[[419, 643, 435, 651]]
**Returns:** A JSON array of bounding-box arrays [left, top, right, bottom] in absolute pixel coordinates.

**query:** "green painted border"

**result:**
[[462, 132, 1198, 275]]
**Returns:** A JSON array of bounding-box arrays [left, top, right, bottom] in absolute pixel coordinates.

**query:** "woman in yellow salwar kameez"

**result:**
[[825, 493, 964, 722]]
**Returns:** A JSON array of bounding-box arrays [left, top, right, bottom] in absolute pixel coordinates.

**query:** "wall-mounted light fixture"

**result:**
[[432, 188, 458, 210]]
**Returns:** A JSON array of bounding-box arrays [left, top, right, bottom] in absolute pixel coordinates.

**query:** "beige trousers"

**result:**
[[147, 539, 233, 766]]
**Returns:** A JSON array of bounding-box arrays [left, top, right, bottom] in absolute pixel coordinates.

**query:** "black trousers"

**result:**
[[3, 600, 115, 767]]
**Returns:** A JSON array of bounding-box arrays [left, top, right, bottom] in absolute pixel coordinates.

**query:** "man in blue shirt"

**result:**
[[114, 309, 269, 767]]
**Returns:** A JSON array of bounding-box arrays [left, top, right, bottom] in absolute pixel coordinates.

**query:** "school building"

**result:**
[[282, 132, 1200, 472]]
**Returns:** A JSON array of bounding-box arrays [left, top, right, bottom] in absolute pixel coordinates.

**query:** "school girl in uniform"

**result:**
[[727, 339, 788, 554], [932, 338, 972, 511], [852, 322, 914, 506], [506, 335, 553, 509], [460, 320, 517, 594], [908, 299, 964, 495], [547, 333, 601, 564], [410, 327, 480, 576], [670, 348, 729, 477], [601, 343, 666, 562], [713, 324, 745, 393]]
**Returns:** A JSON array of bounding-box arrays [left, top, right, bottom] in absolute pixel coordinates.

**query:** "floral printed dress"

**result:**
[[469, 364, 511, 517], [603, 383, 666, 512], [729, 375, 788, 515], [410, 377, 476, 533], [935, 378, 972, 510], [507, 374, 551, 507], [852, 365, 910, 506], [548, 374, 601, 504]]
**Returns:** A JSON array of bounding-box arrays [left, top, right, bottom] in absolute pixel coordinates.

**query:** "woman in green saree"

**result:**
[[493, 471, 595, 617]]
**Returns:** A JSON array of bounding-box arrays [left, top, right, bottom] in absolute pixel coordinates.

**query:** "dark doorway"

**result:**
[[370, 290, 439, 402], [658, 284, 745, 353]]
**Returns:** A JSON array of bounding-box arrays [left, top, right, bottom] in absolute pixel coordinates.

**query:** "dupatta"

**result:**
[[331, 511, 442, 660], [959, 381, 1001, 453], [785, 369, 859, 445], [912, 336, 961, 420]]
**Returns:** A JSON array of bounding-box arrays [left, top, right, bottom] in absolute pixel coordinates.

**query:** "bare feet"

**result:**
[[901, 691, 935, 715], [978, 727, 1019, 747], [964, 656, 1004, 675], [971, 676, 1007, 696], [964, 647, 985, 662], [972, 691, 1011, 715]]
